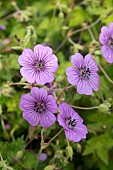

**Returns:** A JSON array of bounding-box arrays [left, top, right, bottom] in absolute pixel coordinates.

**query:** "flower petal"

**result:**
[[57, 113, 68, 130], [34, 44, 52, 61], [20, 67, 36, 83], [23, 111, 39, 126], [35, 71, 54, 85], [18, 49, 36, 66], [45, 54, 58, 72], [77, 80, 93, 95], [75, 124, 88, 139], [89, 73, 100, 91], [71, 53, 83, 68], [59, 103, 83, 122], [65, 129, 82, 142], [66, 66, 80, 85], [59, 103, 72, 118], [19, 94, 36, 111], [101, 45, 113, 63], [39, 111, 56, 128], [85, 54, 98, 72], [57, 113, 67, 129], [99, 26, 110, 45], [46, 95, 58, 113], [30, 87, 48, 101]]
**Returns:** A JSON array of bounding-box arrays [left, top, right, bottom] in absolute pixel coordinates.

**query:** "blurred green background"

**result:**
[[0, 0, 113, 169]]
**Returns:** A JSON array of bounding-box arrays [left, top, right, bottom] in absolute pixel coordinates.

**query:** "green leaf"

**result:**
[[96, 145, 108, 165], [23, 151, 36, 168], [83, 134, 113, 164], [69, 6, 87, 27], [0, 136, 25, 162], [7, 54, 20, 70]]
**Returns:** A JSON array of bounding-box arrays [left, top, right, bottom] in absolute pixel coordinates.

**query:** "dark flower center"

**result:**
[[108, 38, 113, 49], [66, 116, 76, 128], [79, 66, 90, 79], [34, 60, 45, 70], [34, 101, 46, 113]]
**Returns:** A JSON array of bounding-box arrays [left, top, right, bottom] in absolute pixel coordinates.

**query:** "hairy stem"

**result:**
[[70, 105, 99, 110], [70, 18, 101, 36], [98, 63, 113, 85], [0, 143, 26, 169], [47, 128, 63, 145], [9, 82, 29, 86]]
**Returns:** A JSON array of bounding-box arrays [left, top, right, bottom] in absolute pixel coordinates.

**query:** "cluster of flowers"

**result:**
[[18, 22, 113, 142]]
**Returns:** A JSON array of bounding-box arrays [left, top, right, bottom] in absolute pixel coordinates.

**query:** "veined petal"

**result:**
[[57, 113, 67, 129], [23, 111, 39, 126], [66, 66, 80, 85], [71, 53, 83, 68], [45, 54, 58, 72], [77, 80, 93, 95], [35, 71, 54, 85], [46, 95, 57, 113], [18, 49, 36, 66], [39, 111, 56, 128], [65, 129, 82, 142], [59, 103, 83, 122], [99, 26, 110, 45], [20, 67, 36, 83], [89, 73, 100, 91], [75, 124, 88, 139], [30, 87, 48, 101], [59, 103, 72, 118], [34, 44, 52, 61], [19, 94, 36, 111], [85, 54, 98, 72], [101, 45, 113, 63]]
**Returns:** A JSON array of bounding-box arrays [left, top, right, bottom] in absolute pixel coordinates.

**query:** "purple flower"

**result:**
[[58, 103, 88, 142], [5, 123, 11, 130], [39, 153, 47, 161], [0, 25, 6, 30], [19, 87, 57, 128], [99, 22, 113, 63], [18, 44, 58, 85], [66, 53, 99, 95]]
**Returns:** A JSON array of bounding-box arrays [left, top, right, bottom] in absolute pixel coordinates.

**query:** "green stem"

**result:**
[[9, 82, 29, 86], [98, 63, 113, 85], [0, 143, 26, 169], [70, 18, 101, 36], [35, 147, 43, 170], [58, 85, 73, 91], [55, 38, 67, 53], [66, 138, 70, 146], [64, 85, 73, 91], [68, 37, 76, 46], [35, 128, 63, 168], [35, 128, 45, 169], [37, 148, 43, 160], [0, 108, 9, 138], [47, 128, 63, 145], [70, 105, 99, 110], [1, 119, 9, 137], [88, 28, 95, 41]]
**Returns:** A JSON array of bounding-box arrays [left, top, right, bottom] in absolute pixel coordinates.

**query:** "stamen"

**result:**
[[79, 67, 91, 79], [66, 116, 76, 128], [108, 38, 113, 49], [34, 102, 46, 113], [34, 60, 45, 70]]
